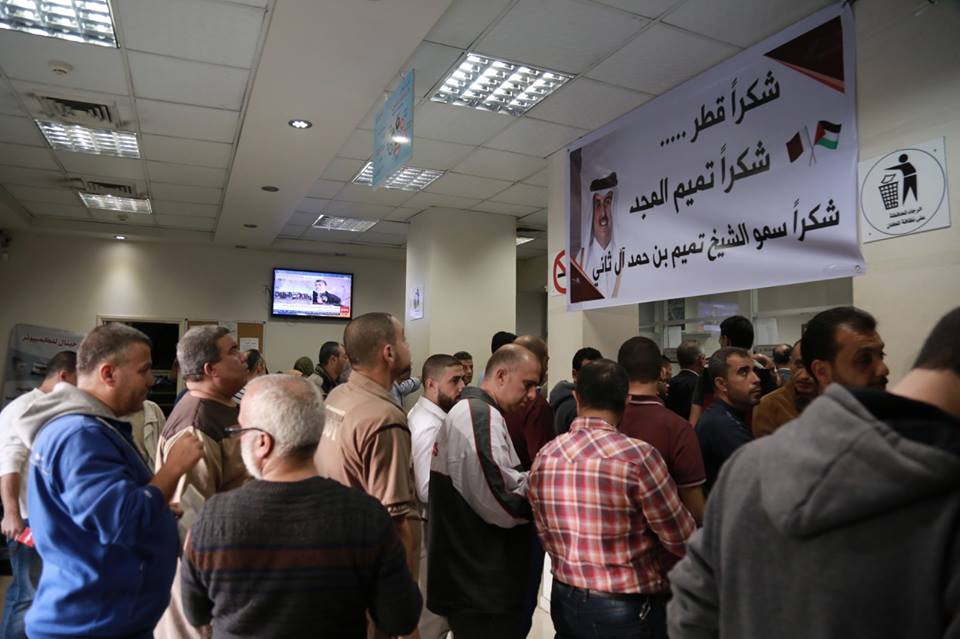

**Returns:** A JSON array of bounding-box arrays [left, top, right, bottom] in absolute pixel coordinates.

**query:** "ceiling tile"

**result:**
[[0, 115, 44, 146], [55, 153, 144, 180], [338, 129, 373, 160], [306, 180, 345, 199], [489, 183, 548, 207], [664, 0, 833, 48], [390, 42, 464, 99], [588, 23, 739, 94], [0, 166, 64, 187], [426, 0, 513, 48], [288, 210, 318, 226], [128, 52, 248, 110], [5, 186, 78, 205], [528, 78, 652, 130], [408, 137, 475, 170], [322, 200, 396, 220], [0, 31, 127, 94], [413, 101, 512, 146], [370, 221, 409, 236], [295, 197, 331, 214], [522, 168, 549, 186], [137, 100, 239, 143], [475, 0, 648, 74], [12, 81, 137, 124], [386, 207, 421, 221], [150, 200, 219, 218], [0, 84, 23, 116], [117, 0, 265, 67], [146, 161, 226, 188], [320, 157, 365, 182], [151, 183, 221, 204], [22, 201, 89, 218], [591, 0, 680, 18], [357, 100, 381, 131], [403, 191, 482, 210], [140, 135, 231, 169], [483, 119, 586, 157], [279, 224, 307, 238], [89, 210, 157, 225], [519, 208, 549, 227], [426, 172, 512, 199], [472, 200, 539, 216], [454, 148, 546, 182], [0, 143, 59, 170], [155, 214, 216, 230], [334, 183, 416, 207], [301, 228, 404, 246]]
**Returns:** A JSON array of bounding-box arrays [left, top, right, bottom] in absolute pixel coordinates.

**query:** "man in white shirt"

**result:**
[[407, 354, 465, 639], [0, 350, 77, 639]]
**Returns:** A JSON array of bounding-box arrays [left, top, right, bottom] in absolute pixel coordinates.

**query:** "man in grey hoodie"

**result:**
[[548, 347, 601, 435], [667, 306, 960, 639]]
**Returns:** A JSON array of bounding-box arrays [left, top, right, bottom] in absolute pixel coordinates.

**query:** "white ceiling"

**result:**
[[0, 0, 840, 261]]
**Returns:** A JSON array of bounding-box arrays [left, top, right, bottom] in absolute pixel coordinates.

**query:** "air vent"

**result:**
[[84, 180, 137, 197], [34, 95, 117, 128]]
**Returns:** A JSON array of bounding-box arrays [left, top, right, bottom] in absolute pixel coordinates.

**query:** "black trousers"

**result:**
[[447, 610, 528, 639]]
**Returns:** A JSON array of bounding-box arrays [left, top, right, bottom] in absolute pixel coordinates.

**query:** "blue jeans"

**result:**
[[1, 536, 42, 639], [551, 580, 667, 639]]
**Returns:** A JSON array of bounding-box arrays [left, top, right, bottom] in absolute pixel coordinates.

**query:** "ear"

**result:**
[[714, 375, 728, 395], [98, 361, 117, 387], [203, 361, 216, 378], [810, 360, 832, 387], [257, 431, 274, 458], [382, 342, 394, 365]]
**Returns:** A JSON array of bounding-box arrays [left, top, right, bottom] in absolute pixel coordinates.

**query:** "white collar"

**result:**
[[411, 395, 447, 421]]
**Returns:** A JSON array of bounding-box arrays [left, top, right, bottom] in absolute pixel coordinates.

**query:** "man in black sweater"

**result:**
[[181, 375, 421, 638]]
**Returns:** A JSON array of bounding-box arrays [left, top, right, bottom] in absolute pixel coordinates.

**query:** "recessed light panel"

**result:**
[[37, 120, 139, 158], [0, 0, 118, 47], [352, 161, 443, 191], [313, 215, 378, 233], [431, 53, 572, 116], [79, 192, 152, 214], [516, 236, 535, 246]]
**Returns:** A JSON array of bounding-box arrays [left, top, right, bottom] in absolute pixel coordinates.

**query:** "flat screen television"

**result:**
[[271, 268, 353, 319]]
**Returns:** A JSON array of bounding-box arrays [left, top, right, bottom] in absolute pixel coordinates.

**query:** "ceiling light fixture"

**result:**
[[352, 161, 443, 191], [288, 119, 312, 129], [261, 185, 279, 192], [313, 215, 378, 233], [243, 223, 258, 229], [516, 236, 535, 246], [0, 0, 118, 47], [115, 234, 125, 240], [36, 120, 139, 158], [79, 192, 152, 214], [431, 52, 572, 116]]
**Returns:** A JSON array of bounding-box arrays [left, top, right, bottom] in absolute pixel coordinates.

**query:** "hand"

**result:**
[[164, 433, 204, 476], [169, 503, 184, 519], [1, 511, 24, 540]]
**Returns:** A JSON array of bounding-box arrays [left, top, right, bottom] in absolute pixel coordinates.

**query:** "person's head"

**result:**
[[708, 347, 761, 411], [913, 307, 960, 376], [719, 315, 754, 349], [292, 356, 314, 377], [491, 331, 517, 354], [237, 375, 324, 480], [573, 359, 629, 425], [772, 343, 792, 368], [178, 326, 247, 397], [243, 349, 267, 379], [481, 344, 541, 413], [801, 306, 888, 390], [77, 324, 154, 416], [571, 347, 602, 382], [788, 340, 818, 402], [659, 356, 672, 381], [676, 340, 705, 372], [617, 336, 661, 385], [41, 350, 78, 390], [318, 341, 347, 378], [343, 312, 411, 384], [590, 173, 617, 249], [314, 279, 327, 292], [514, 335, 549, 385], [453, 351, 473, 385], [421, 354, 466, 412]]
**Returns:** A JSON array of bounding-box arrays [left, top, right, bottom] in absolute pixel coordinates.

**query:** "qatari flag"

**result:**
[[786, 132, 804, 162]]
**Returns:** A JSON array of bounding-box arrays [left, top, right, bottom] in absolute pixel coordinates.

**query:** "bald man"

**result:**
[[503, 336, 555, 470]]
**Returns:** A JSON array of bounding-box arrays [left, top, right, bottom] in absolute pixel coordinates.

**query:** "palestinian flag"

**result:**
[[814, 121, 841, 149]]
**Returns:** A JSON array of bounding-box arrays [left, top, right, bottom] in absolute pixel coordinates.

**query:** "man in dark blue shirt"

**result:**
[[695, 347, 761, 491]]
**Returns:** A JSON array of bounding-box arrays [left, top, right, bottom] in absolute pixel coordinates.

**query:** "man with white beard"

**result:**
[[180, 375, 421, 638]]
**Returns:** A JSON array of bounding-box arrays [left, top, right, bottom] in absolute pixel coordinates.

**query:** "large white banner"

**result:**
[[567, 3, 862, 309]]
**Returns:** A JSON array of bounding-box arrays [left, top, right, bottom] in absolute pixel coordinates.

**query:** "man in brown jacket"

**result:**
[[154, 325, 249, 639], [752, 341, 818, 438]]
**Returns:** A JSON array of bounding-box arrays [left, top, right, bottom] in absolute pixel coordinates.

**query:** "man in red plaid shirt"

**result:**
[[529, 359, 695, 639]]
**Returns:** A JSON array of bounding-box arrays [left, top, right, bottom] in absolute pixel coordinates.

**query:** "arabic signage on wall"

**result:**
[[859, 137, 950, 243], [373, 71, 414, 188], [566, 3, 862, 310], [3, 324, 83, 408]]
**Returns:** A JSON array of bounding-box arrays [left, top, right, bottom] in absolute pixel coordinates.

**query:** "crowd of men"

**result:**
[[0, 304, 958, 639]]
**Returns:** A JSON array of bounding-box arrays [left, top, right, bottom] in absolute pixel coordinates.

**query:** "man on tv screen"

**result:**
[[313, 280, 341, 306]]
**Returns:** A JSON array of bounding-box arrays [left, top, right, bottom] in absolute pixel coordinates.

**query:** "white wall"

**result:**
[[0, 231, 405, 379], [517, 255, 547, 340]]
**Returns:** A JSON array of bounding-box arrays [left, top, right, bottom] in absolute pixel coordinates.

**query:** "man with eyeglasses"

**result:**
[[181, 375, 422, 638]]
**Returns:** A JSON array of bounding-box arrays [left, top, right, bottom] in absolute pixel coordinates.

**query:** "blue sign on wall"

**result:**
[[373, 71, 414, 187]]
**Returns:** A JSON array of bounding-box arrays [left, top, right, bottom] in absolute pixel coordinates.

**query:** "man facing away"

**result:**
[[427, 345, 540, 639], [666, 340, 704, 420], [407, 354, 465, 639], [182, 375, 421, 638], [668, 307, 960, 639], [771, 343, 793, 385], [752, 341, 818, 438], [16, 324, 203, 639], [548, 346, 602, 436], [530, 359, 695, 639], [0, 350, 76, 639], [618, 337, 706, 524]]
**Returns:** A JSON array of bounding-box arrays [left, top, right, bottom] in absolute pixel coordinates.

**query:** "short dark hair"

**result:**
[[617, 336, 661, 383], [575, 359, 629, 415], [178, 325, 230, 382], [315, 279, 326, 286], [422, 354, 461, 383], [573, 347, 602, 372], [317, 341, 342, 366], [244, 349, 263, 373], [452, 351, 472, 361], [293, 356, 314, 377], [720, 315, 754, 348], [772, 343, 792, 366], [801, 306, 878, 374], [45, 350, 77, 380], [676, 340, 702, 368], [344, 313, 399, 367], [78, 324, 152, 376], [913, 306, 960, 375], [491, 331, 517, 354], [484, 344, 534, 378], [708, 347, 752, 384]]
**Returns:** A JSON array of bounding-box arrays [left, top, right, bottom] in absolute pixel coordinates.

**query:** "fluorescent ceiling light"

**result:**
[[516, 236, 535, 246], [37, 120, 139, 158], [313, 215, 378, 233], [352, 161, 443, 191], [0, 0, 118, 47], [431, 52, 572, 116], [79, 192, 152, 214], [288, 119, 312, 129]]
